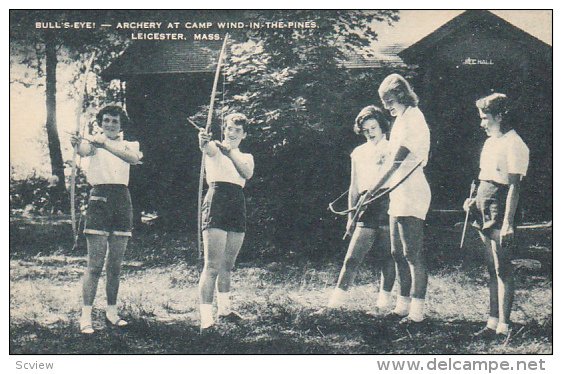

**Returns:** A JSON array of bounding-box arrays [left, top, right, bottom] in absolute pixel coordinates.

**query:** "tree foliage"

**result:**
[[211, 10, 405, 255], [11, 10, 409, 258], [10, 10, 130, 203]]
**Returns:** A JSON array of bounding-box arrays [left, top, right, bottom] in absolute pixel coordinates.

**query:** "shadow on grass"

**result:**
[[10, 317, 330, 354], [10, 308, 552, 354]]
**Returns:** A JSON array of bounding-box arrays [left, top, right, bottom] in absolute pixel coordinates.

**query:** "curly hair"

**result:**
[[223, 113, 248, 132], [353, 105, 390, 135], [96, 105, 130, 128]]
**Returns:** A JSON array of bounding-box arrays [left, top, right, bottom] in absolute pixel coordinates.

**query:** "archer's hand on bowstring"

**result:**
[[91, 133, 108, 148], [215, 141, 233, 156]]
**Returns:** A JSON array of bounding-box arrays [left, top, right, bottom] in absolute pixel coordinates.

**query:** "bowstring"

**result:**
[[221, 65, 226, 141], [198, 39, 228, 259], [328, 189, 350, 215]]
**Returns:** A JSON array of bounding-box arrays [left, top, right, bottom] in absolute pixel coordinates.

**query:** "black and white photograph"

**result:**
[[9, 7, 553, 361]]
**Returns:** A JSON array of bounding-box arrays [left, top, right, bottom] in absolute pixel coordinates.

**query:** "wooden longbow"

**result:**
[[197, 35, 230, 258], [70, 52, 96, 246]]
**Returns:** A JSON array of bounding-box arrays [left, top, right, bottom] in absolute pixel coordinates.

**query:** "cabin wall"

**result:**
[[409, 35, 552, 221], [125, 73, 216, 228]]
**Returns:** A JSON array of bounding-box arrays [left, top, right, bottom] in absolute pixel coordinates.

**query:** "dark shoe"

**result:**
[[472, 327, 496, 340], [218, 311, 244, 323]]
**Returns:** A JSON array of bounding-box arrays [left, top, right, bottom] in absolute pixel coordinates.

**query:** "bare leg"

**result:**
[[398, 217, 427, 299], [199, 228, 227, 304], [390, 216, 411, 297], [82, 234, 108, 306], [216, 231, 245, 293], [335, 227, 376, 291], [375, 225, 395, 293], [105, 235, 129, 305], [215, 231, 245, 317], [478, 231, 499, 320], [489, 230, 514, 327]]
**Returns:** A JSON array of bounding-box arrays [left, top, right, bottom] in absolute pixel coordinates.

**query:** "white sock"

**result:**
[[328, 287, 347, 308], [496, 322, 510, 335], [393, 295, 411, 316], [486, 316, 499, 330], [106, 304, 118, 320], [217, 292, 231, 316], [408, 297, 425, 322], [81, 305, 93, 322], [200, 304, 214, 328], [376, 290, 392, 310]]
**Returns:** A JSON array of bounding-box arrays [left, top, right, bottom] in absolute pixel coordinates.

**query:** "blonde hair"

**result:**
[[378, 73, 419, 107], [475, 93, 508, 117]]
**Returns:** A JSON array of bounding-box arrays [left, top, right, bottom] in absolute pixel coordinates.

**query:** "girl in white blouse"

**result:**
[[71, 105, 143, 334], [366, 74, 431, 325], [327, 106, 396, 312], [465, 93, 529, 341]]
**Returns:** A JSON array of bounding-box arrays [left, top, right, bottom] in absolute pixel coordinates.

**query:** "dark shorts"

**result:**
[[357, 193, 389, 229], [471, 180, 508, 232], [84, 184, 133, 237], [202, 182, 246, 233]]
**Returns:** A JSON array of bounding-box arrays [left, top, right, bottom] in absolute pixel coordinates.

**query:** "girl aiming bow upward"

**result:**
[[326, 106, 396, 312], [465, 93, 529, 342], [197, 113, 254, 332], [71, 105, 143, 334]]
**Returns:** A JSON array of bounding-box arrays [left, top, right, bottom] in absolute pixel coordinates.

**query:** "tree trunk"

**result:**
[[44, 31, 68, 212]]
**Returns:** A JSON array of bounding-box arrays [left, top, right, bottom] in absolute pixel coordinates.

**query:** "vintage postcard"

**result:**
[[9, 7, 553, 368]]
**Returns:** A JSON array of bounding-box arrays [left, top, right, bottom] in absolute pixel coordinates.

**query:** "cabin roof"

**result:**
[[399, 10, 552, 64], [102, 10, 551, 80], [100, 40, 405, 80], [100, 41, 224, 80]]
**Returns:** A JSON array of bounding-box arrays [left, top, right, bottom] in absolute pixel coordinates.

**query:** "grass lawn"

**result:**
[[9, 215, 552, 354]]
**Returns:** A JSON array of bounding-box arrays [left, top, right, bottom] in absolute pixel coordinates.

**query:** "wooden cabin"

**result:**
[[399, 10, 552, 221], [100, 40, 392, 228], [101, 41, 226, 227], [102, 10, 552, 228]]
